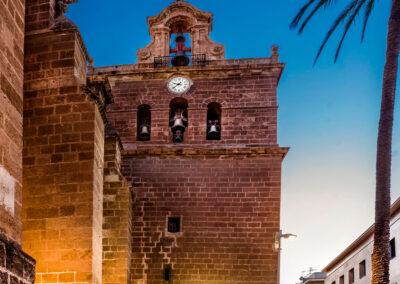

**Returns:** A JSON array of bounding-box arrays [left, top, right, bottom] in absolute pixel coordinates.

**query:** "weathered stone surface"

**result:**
[[102, 131, 132, 284], [0, 0, 25, 243], [97, 3, 286, 283], [23, 27, 105, 284], [0, 234, 35, 284], [16, 1, 286, 284]]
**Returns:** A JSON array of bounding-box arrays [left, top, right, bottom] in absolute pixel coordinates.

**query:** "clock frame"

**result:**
[[166, 76, 193, 95]]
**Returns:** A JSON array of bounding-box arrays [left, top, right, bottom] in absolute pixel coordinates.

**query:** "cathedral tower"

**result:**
[[93, 1, 288, 283]]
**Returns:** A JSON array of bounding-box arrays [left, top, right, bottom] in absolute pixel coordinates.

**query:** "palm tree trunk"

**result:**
[[371, 1, 400, 283]]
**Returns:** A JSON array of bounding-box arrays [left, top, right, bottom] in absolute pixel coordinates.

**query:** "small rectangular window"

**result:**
[[331, 281, 336, 284], [339, 275, 344, 284], [390, 238, 396, 259], [349, 268, 354, 284], [164, 265, 172, 281], [359, 260, 366, 278], [167, 217, 181, 233]]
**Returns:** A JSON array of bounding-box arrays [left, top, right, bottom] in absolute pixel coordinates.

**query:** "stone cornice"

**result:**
[[84, 77, 113, 124], [25, 27, 91, 65], [90, 60, 285, 83], [122, 145, 289, 159]]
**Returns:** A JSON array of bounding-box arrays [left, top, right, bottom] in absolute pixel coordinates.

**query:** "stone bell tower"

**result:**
[[92, 1, 288, 283]]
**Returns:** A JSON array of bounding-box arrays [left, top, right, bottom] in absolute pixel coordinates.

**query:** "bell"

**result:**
[[170, 32, 191, 67], [171, 55, 190, 67], [208, 125, 219, 135], [171, 117, 186, 131], [170, 108, 187, 143], [207, 121, 220, 140], [138, 124, 150, 140]]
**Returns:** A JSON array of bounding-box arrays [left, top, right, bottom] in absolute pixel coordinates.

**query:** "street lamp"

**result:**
[[275, 230, 297, 251], [275, 230, 297, 284]]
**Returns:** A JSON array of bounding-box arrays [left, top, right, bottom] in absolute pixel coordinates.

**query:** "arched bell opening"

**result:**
[[169, 98, 189, 143], [169, 21, 192, 67], [206, 102, 221, 141], [137, 104, 151, 141]]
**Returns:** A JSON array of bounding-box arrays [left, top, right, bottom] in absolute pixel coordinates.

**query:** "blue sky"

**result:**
[[68, 1, 400, 283]]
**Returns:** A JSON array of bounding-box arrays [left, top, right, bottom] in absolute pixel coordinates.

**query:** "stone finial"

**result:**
[[52, 0, 78, 31], [271, 45, 279, 63], [55, 0, 77, 18]]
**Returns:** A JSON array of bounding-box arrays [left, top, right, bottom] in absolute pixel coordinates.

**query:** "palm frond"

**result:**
[[298, 0, 338, 34], [334, 0, 368, 62], [290, 0, 317, 29], [313, 0, 359, 65], [361, 0, 375, 41]]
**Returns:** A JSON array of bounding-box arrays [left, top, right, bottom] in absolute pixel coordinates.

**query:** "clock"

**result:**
[[167, 76, 192, 95]]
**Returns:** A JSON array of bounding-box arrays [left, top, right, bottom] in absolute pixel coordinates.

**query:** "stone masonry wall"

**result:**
[[107, 72, 278, 148], [25, 0, 56, 33], [102, 131, 132, 284], [125, 152, 283, 284], [22, 29, 105, 283], [0, 0, 25, 242], [104, 64, 285, 284], [0, 233, 35, 284]]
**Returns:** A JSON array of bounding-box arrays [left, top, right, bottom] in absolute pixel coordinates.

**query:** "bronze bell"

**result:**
[[172, 117, 186, 131], [171, 117, 186, 143], [209, 124, 219, 135], [207, 120, 220, 140], [138, 124, 150, 140], [170, 108, 188, 143]]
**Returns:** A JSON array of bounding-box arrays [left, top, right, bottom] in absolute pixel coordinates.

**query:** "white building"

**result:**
[[300, 272, 327, 284], [323, 197, 400, 284]]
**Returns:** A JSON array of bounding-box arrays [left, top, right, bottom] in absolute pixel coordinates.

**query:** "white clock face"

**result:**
[[167, 77, 192, 94]]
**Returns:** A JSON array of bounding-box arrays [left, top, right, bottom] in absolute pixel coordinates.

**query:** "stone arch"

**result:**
[[206, 102, 222, 140], [169, 97, 189, 143], [201, 97, 228, 109], [137, 104, 151, 141]]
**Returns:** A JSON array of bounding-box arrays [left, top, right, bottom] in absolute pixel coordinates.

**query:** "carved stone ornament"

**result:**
[[51, 0, 78, 31], [55, 0, 77, 18], [137, 1, 225, 64]]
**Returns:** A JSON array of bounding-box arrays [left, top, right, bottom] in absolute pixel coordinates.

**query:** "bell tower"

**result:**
[[92, 1, 288, 283]]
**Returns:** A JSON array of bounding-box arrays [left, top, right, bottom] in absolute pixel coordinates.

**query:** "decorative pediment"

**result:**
[[137, 0, 225, 64], [147, 1, 213, 32]]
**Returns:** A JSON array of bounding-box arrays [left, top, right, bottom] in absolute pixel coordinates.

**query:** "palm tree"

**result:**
[[290, 1, 400, 283]]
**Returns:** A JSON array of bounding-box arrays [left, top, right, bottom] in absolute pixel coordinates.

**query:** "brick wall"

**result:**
[[22, 29, 105, 283], [124, 149, 285, 284], [102, 129, 132, 284], [107, 72, 278, 147], [0, 0, 25, 242]]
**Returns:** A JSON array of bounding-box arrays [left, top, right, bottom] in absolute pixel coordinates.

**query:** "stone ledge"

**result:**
[[0, 233, 35, 284], [92, 59, 284, 77], [122, 145, 289, 158]]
